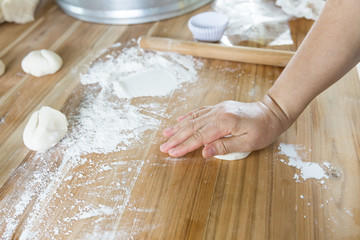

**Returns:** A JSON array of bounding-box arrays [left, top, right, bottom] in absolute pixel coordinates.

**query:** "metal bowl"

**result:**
[[55, 0, 213, 25]]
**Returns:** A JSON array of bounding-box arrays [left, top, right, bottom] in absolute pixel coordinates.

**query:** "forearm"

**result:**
[[267, 0, 360, 123]]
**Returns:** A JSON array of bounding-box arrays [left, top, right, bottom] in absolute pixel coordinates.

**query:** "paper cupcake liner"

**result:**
[[188, 11, 229, 42]]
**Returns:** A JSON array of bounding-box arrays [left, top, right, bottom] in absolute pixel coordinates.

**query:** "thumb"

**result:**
[[202, 135, 250, 158]]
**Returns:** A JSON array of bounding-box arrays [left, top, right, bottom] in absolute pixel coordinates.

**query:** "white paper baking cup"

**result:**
[[188, 11, 229, 42]]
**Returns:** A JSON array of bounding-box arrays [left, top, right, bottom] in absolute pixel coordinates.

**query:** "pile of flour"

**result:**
[[81, 47, 199, 99], [0, 44, 201, 240], [278, 143, 333, 181], [67, 46, 200, 155]]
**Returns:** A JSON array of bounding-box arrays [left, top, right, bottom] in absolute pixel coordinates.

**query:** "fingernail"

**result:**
[[168, 148, 177, 156], [203, 147, 215, 158], [163, 127, 173, 136], [177, 116, 185, 121], [164, 127, 172, 132], [160, 143, 168, 152]]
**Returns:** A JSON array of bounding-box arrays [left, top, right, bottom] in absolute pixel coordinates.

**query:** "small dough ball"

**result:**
[[214, 152, 252, 160], [21, 49, 63, 77], [0, 59, 5, 76], [23, 106, 68, 151], [2, 0, 39, 24]]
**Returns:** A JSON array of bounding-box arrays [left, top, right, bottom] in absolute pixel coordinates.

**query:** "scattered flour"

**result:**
[[80, 47, 199, 99], [213, 0, 293, 45], [278, 143, 329, 181], [77, 204, 114, 220], [345, 209, 354, 217], [1, 44, 200, 240]]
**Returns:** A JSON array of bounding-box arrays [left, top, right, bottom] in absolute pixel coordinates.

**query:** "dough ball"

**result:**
[[2, 0, 39, 24], [214, 151, 251, 160], [21, 49, 63, 77], [0, 59, 5, 76], [23, 106, 68, 151]]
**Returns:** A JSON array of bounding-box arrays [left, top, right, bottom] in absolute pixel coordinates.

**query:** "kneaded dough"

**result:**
[[2, 0, 39, 24], [112, 69, 177, 98], [21, 49, 63, 77], [0, 59, 5, 76], [23, 106, 68, 151], [214, 151, 252, 160]]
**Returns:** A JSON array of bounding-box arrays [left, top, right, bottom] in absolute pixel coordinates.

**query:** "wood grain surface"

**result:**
[[0, 1, 359, 239]]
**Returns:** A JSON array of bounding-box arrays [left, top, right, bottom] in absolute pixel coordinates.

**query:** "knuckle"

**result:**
[[214, 112, 236, 131], [185, 119, 197, 131], [215, 107, 235, 119], [219, 141, 230, 155], [222, 111, 235, 120], [190, 111, 198, 120], [193, 130, 204, 143]]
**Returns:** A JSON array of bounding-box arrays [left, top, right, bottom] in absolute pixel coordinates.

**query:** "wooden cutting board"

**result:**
[[0, 0, 359, 239]]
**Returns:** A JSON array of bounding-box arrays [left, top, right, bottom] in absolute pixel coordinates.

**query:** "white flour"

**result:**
[[213, 0, 293, 46], [80, 47, 198, 99], [0, 44, 201, 240], [276, 0, 325, 20], [278, 143, 330, 181]]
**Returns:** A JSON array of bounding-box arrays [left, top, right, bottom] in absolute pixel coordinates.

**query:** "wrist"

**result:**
[[261, 94, 294, 130]]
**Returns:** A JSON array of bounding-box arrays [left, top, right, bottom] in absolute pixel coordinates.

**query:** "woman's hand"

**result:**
[[160, 0, 360, 159], [160, 95, 291, 158]]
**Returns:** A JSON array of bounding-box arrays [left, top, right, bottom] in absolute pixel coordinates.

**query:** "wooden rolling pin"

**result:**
[[138, 36, 295, 67]]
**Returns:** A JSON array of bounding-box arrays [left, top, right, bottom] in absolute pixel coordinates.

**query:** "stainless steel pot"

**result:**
[[55, 0, 213, 25]]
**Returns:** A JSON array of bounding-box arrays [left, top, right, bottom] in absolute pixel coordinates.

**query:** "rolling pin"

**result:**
[[138, 36, 295, 67]]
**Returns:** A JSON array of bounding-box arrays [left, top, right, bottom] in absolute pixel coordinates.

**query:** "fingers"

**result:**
[[202, 135, 250, 158], [176, 106, 210, 122], [163, 107, 212, 138], [163, 123, 229, 157], [160, 113, 212, 153]]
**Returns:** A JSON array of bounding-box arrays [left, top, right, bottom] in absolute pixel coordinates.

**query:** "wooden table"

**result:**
[[0, 1, 359, 239]]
